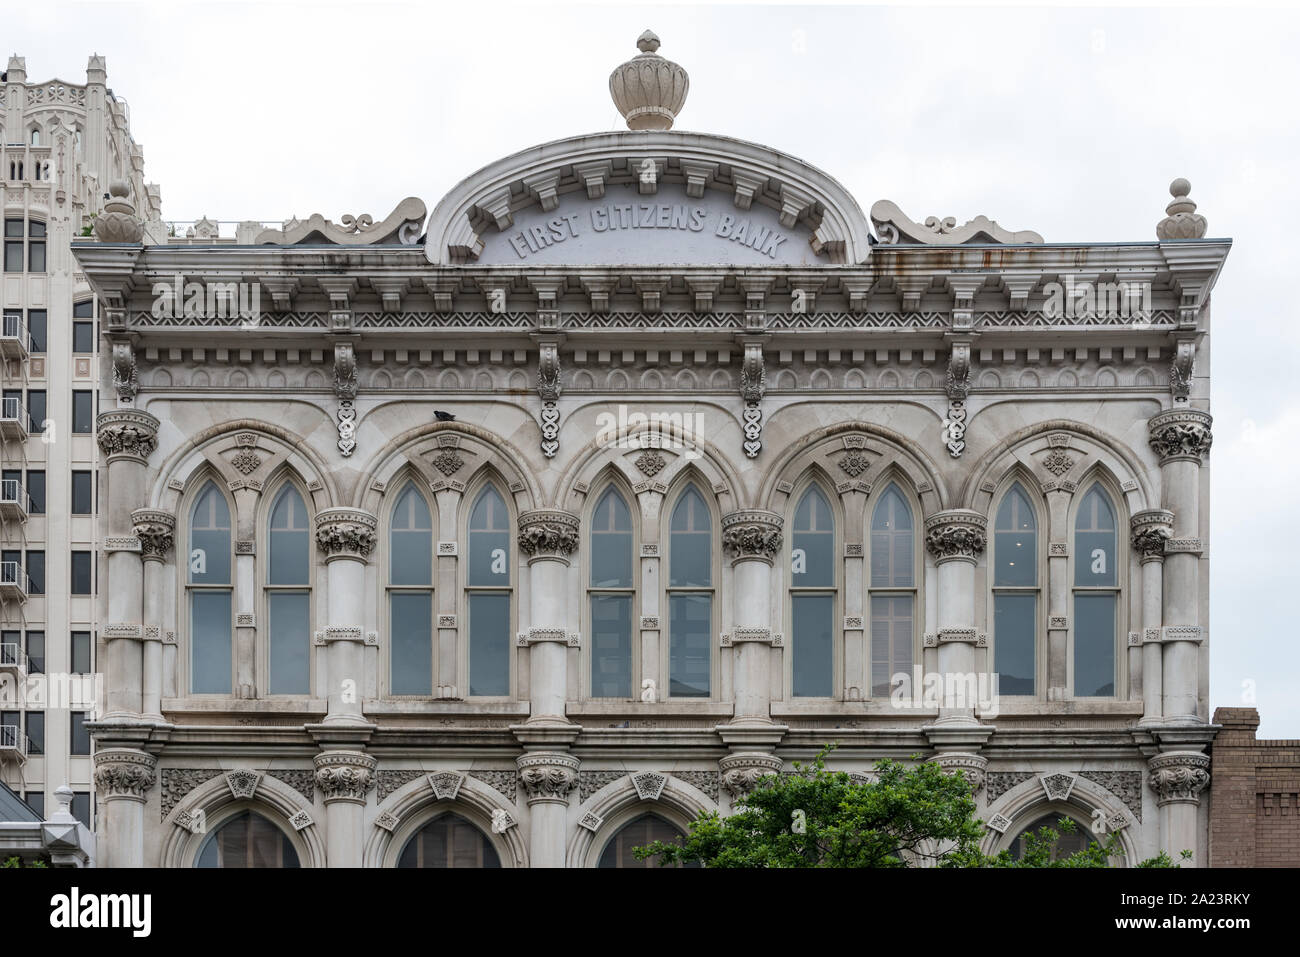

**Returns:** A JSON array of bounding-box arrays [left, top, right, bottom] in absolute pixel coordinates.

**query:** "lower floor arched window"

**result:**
[[598, 813, 696, 868], [195, 811, 300, 868], [398, 813, 500, 868], [1007, 813, 1095, 862]]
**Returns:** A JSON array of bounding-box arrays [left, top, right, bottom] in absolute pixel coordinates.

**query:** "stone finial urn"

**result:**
[[93, 180, 145, 243], [1156, 178, 1207, 240], [609, 30, 689, 131]]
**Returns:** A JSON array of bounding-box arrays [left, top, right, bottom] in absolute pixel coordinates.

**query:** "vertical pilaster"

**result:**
[[517, 752, 579, 867], [1148, 751, 1210, 866], [132, 509, 175, 721], [314, 508, 378, 725], [313, 750, 376, 868], [720, 510, 783, 722], [92, 748, 156, 868], [516, 509, 580, 722], [923, 509, 986, 726], [1131, 509, 1173, 723], [1045, 490, 1072, 699]]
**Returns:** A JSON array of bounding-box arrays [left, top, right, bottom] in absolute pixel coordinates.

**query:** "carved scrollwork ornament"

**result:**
[[924, 510, 988, 562], [721, 510, 783, 564], [1147, 752, 1210, 806], [516, 753, 580, 804], [313, 751, 377, 803], [1148, 409, 1213, 464], [945, 344, 972, 458], [517, 509, 580, 560], [111, 341, 138, 403], [93, 748, 157, 801], [538, 341, 561, 458], [1170, 341, 1196, 401], [740, 342, 765, 458]]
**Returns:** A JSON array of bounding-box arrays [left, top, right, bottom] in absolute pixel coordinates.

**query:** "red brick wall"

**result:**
[[1210, 707, 1300, 867]]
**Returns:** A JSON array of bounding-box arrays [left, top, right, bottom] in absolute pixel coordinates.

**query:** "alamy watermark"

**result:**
[[1042, 276, 1152, 327], [594, 404, 705, 459], [151, 273, 261, 327]]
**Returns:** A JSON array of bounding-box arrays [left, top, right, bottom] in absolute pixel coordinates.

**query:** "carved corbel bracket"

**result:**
[[945, 343, 972, 458], [739, 340, 766, 458], [537, 340, 562, 458], [110, 339, 138, 404]]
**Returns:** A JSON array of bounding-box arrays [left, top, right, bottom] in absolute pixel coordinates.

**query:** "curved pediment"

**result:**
[[424, 131, 873, 266]]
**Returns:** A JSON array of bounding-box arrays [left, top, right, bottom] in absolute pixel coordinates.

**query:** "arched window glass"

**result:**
[[590, 487, 634, 698], [1008, 814, 1095, 862], [868, 484, 915, 697], [467, 486, 510, 696], [993, 483, 1038, 696], [790, 485, 834, 697], [29, 129, 39, 146], [389, 483, 433, 695], [397, 813, 500, 868], [267, 485, 310, 694], [189, 481, 232, 694], [196, 811, 299, 868], [667, 485, 711, 698], [598, 813, 696, 868], [1074, 485, 1118, 697]]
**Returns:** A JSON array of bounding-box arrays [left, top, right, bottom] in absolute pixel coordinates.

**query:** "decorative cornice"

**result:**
[[516, 752, 580, 805], [1147, 752, 1210, 806], [1130, 508, 1174, 562], [313, 751, 377, 804], [721, 510, 783, 564], [131, 508, 176, 560], [93, 748, 157, 802], [95, 409, 160, 462], [517, 509, 580, 561], [314, 507, 378, 561], [924, 510, 988, 562], [1148, 409, 1212, 464]]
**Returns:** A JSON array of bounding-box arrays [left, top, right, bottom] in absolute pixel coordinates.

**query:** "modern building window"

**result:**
[[71, 470, 93, 514], [27, 309, 46, 353], [73, 300, 94, 353], [70, 711, 90, 755], [1074, 485, 1119, 697], [3, 219, 21, 272], [71, 631, 91, 675], [72, 390, 93, 433], [589, 486, 634, 698], [27, 221, 45, 273], [71, 792, 90, 829], [25, 630, 43, 674], [2, 310, 19, 344], [0, 631, 16, 670], [24, 791, 43, 819], [467, 485, 510, 696], [667, 484, 712, 698], [71, 551, 92, 594], [388, 482, 433, 695], [1, 470, 19, 513], [25, 711, 43, 755], [26, 389, 45, 433], [26, 470, 44, 514], [397, 813, 500, 868], [598, 814, 693, 868], [266, 485, 310, 694], [790, 484, 835, 697], [0, 711, 17, 753], [196, 812, 299, 868], [993, 483, 1038, 696], [189, 482, 233, 694], [25, 550, 44, 595], [868, 484, 915, 697]]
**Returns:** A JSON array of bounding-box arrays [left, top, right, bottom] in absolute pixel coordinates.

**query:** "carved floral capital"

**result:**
[[96, 409, 160, 462], [314, 507, 378, 561], [517, 509, 580, 561], [1130, 509, 1175, 562], [719, 752, 784, 800], [313, 751, 377, 803], [1147, 752, 1210, 806], [924, 510, 988, 562], [1148, 409, 1213, 464], [721, 510, 783, 564], [516, 752, 580, 805], [93, 748, 157, 801], [131, 508, 176, 560]]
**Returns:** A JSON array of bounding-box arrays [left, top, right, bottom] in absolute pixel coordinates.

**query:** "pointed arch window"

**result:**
[[389, 482, 434, 695], [667, 485, 712, 698], [868, 484, 915, 697], [790, 485, 835, 697], [266, 485, 310, 694], [188, 481, 232, 694], [398, 813, 500, 868], [598, 813, 695, 868], [1074, 485, 1118, 697], [196, 811, 300, 868], [589, 487, 634, 698], [467, 485, 511, 696], [993, 483, 1038, 696]]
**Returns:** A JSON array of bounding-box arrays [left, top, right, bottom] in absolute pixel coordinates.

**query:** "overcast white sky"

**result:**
[[9, 0, 1297, 734]]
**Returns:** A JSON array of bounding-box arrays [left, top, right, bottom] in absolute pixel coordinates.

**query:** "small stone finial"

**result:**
[[609, 29, 689, 131], [93, 180, 145, 243], [51, 784, 76, 821], [1156, 177, 1208, 240]]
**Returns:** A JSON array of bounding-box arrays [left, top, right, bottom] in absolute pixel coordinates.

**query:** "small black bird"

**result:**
[[434, 411, 456, 422]]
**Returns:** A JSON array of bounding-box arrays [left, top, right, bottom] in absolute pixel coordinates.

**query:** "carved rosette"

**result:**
[[720, 753, 784, 800], [131, 508, 176, 561], [517, 509, 580, 563], [1147, 752, 1210, 806], [924, 510, 988, 563], [93, 748, 157, 802], [313, 751, 377, 804], [516, 753, 580, 805], [95, 409, 160, 462], [721, 510, 783, 565], [314, 507, 378, 562], [934, 753, 987, 795], [1130, 509, 1175, 563], [1148, 409, 1213, 464]]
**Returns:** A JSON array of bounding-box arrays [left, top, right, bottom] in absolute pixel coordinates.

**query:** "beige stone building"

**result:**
[[63, 32, 1227, 868]]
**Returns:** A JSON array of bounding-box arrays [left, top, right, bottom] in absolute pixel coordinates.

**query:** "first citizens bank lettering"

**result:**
[[505, 202, 789, 260], [49, 887, 152, 937]]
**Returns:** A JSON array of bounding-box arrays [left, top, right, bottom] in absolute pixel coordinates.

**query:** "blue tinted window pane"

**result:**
[[870, 486, 914, 588], [190, 485, 230, 584], [590, 594, 632, 698], [994, 593, 1036, 695], [669, 487, 710, 587], [669, 593, 710, 697], [792, 488, 834, 588], [390, 485, 433, 586], [469, 488, 509, 586], [591, 489, 633, 588], [468, 593, 510, 696], [390, 592, 432, 695], [269, 488, 309, 585], [268, 592, 310, 694], [1074, 593, 1115, 697], [870, 594, 913, 697], [192, 590, 232, 694], [1075, 487, 1117, 587], [994, 486, 1037, 587], [792, 594, 833, 697]]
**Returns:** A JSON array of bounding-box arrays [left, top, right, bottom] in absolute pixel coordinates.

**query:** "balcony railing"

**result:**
[[0, 641, 27, 676], [0, 723, 27, 762], [0, 396, 29, 442], [0, 478, 30, 524], [0, 312, 27, 361], [0, 560, 30, 603]]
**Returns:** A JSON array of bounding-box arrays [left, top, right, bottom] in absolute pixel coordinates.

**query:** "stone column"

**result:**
[[720, 510, 783, 722], [1131, 509, 1173, 724], [1044, 488, 1073, 700], [314, 508, 378, 725], [231, 487, 260, 699], [923, 510, 987, 726], [313, 750, 376, 868], [516, 510, 580, 722], [96, 410, 159, 720], [1148, 751, 1210, 866], [1148, 410, 1211, 725], [92, 748, 156, 868], [132, 509, 175, 721], [517, 752, 579, 868]]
